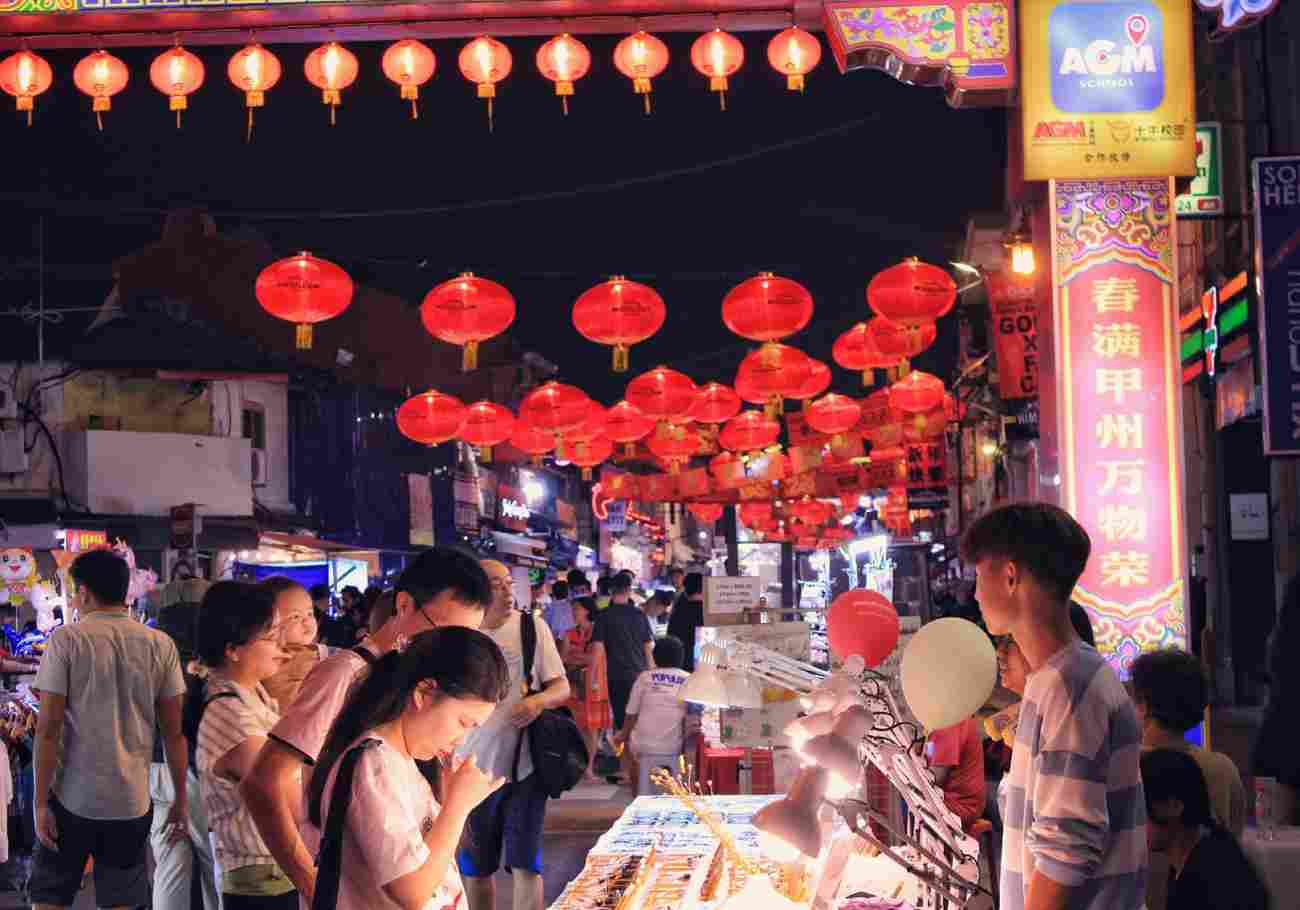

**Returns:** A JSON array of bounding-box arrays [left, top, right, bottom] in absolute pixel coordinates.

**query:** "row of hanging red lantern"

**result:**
[[0, 27, 820, 131]]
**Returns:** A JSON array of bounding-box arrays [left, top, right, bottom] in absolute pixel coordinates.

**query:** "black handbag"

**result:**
[[512, 612, 589, 798]]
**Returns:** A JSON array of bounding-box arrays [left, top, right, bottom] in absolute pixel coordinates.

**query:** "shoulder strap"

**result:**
[[312, 739, 381, 910], [512, 614, 540, 785], [350, 645, 378, 666]]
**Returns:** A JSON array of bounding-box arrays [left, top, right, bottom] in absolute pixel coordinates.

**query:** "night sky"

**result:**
[[0, 31, 1007, 402]]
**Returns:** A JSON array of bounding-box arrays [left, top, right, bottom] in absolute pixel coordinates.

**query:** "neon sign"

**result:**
[[1194, 0, 1280, 32]]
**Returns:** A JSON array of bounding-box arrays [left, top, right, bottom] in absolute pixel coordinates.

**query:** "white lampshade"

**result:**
[[681, 665, 731, 707], [724, 670, 764, 708]]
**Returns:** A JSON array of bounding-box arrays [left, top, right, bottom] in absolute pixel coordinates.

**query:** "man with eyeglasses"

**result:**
[[457, 559, 570, 910], [240, 547, 492, 905]]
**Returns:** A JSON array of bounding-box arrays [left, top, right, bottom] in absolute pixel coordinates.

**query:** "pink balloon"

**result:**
[[827, 589, 900, 669]]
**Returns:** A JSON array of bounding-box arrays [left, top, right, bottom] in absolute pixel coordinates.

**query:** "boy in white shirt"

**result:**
[[615, 636, 691, 795]]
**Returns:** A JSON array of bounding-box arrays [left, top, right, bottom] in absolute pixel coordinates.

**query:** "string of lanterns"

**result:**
[[0, 25, 822, 130]]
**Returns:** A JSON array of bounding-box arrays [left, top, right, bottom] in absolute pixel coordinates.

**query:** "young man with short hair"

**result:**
[[666, 573, 705, 672], [31, 549, 188, 910], [457, 560, 570, 910], [241, 547, 492, 903], [1130, 648, 1246, 836], [591, 573, 654, 735], [962, 502, 1146, 910]]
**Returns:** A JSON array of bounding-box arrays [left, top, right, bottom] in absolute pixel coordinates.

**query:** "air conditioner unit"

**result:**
[[251, 448, 271, 487]]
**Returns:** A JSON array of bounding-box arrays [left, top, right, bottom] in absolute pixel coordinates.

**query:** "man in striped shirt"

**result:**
[[962, 503, 1147, 910]]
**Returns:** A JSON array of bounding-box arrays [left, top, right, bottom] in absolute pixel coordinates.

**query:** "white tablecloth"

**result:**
[[1241, 827, 1300, 907]]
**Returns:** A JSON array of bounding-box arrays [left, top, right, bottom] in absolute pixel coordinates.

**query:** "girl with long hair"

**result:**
[[307, 627, 510, 910], [194, 581, 293, 910]]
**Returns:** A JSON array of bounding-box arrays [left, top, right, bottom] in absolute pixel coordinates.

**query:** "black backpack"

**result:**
[[512, 612, 588, 798], [181, 673, 238, 770]]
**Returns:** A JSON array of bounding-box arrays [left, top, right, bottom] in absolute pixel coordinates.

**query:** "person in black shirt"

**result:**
[[591, 574, 653, 732], [1142, 748, 1269, 910], [667, 573, 706, 672]]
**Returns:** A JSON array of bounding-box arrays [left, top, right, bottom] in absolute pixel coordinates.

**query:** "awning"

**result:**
[[259, 532, 362, 554]]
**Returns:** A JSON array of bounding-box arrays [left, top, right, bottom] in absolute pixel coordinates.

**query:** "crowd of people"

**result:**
[[6, 501, 1294, 910]]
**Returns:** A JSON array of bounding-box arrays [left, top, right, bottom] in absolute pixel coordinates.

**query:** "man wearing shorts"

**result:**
[[31, 549, 188, 910]]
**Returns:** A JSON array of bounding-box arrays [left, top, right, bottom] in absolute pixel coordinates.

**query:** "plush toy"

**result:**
[[111, 539, 158, 607], [31, 578, 65, 633], [0, 548, 36, 609]]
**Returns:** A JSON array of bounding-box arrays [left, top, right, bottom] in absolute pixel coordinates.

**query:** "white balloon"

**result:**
[[900, 618, 997, 731]]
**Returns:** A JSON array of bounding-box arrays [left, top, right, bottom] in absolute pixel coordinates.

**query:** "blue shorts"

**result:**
[[456, 772, 548, 877]]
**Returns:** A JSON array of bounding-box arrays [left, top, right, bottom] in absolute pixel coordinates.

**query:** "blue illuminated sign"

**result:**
[[1050, 2, 1165, 114]]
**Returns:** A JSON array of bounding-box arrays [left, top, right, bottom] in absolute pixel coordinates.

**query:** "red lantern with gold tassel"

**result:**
[[833, 321, 898, 387], [690, 28, 743, 110], [569, 434, 614, 480], [688, 382, 742, 424], [509, 420, 556, 465], [421, 272, 515, 371], [788, 358, 831, 410], [720, 410, 780, 453], [866, 317, 937, 373], [459, 36, 512, 131], [150, 45, 204, 129], [688, 502, 724, 523], [397, 390, 466, 446], [254, 252, 354, 350], [228, 44, 281, 141], [722, 272, 814, 342], [558, 403, 607, 460], [605, 399, 656, 457], [573, 276, 666, 373], [736, 342, 812, 416], [647, 422, 701, 474], [806, 393, 862, 444], [888, 370, 945, 414], [459, 400, 515, 462], [382, 39, 436, 119], [791, 497, 832, 527], [627, 366, 698, 423], [766, 26, 821, 91], [304, 42, 358, 126], [0, 50, 52, 127], [73, 50, 128, 131], [521, 382, 591, 438], [613, 30, 669, 114], [536, 33, 591, 115], [868, 258, 957, 330]]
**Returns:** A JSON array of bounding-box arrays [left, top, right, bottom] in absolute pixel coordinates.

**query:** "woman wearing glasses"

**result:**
[[193, 582, 296, 910]]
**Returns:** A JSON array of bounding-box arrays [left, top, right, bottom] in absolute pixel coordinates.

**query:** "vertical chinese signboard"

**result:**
[[1252, 156, 1300, 456], [1051, 178, 1187, 672]]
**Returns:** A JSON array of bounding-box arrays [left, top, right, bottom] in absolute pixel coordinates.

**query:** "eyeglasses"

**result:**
[[419, 606, 438, 630]]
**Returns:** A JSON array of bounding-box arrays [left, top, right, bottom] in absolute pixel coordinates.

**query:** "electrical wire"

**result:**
[[16, 401, 86, 515]]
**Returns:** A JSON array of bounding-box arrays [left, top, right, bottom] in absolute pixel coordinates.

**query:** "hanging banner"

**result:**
[[1253, 156, 1300, 455], [822, 0, 1017, 108], [986, 270, 1041, 400], [903, 441, 946, 488], [1051, 177, 1187, 674], [408, 474, 434, 546], [1020, 0, 1196, 181]]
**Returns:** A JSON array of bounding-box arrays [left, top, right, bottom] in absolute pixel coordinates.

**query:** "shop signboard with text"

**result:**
[[986, 270, 1041, 399], [1051, 177, 1187, 674], [1021, 0, 1196, 180], [1175, 123, 1223, 217], [1253, 156, 1300, 455]]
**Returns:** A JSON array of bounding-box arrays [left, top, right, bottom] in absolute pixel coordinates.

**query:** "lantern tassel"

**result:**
[[613, 344, 630, 373], [719, 91, 727, 112], [96, 110, 103, 131], [582, 467, 592, 481], [462, 341, 479, 372], [480, 445, 493, 464], [487, 96, 494, 133], [561, 95, 569, 116], [26, 108, 32, 127], [296, 324, 312, 350], [411, 99, 419, 120], [176, 109, 182, 130], [330, 103, 336, 127], [247, 107, 254, 144], [644, 92, 652, 115]]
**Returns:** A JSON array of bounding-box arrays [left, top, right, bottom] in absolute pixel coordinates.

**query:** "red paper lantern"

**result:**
[[721, 410, 780, 453], [867, 258, 956, 330], [766, 27, 821, 91], [228, 44, 281, 140], [459, 36, 512, 129], [397, 390, 467, 446], [866, 317, 937, 361], [901, 405, 947, 442], [833, 321, 897, 386], [605, 399, 656, 455], [150, 46, 204, 128], [304, 42, 358, 125], [568, 434, 614, 479], [73, 50, 128, 130], [827, 589, 899, 668], [806, 393, 862, 439], [739, 502, 773, 528], [459, 400, 515, 461], [564, 402, 607, 443], [710, 450, 742, 480], [627, 366, 698, 422], [573, 276, 666, 373], [382, 40, 436, 119], [647, 421, 701, 472], [888, 370, 945, 414], [613, 30, 669, 114], [521, 382, 591, 435], [536, 33, 591, 115], [255, 251, 354, 350], [689, 382, 742, 424], [421, 272, 516, 371], [690, 28, 744, 109], [737, 343, 813, 414], [0, 50, 52, 126], [791, 497, 832, 526], [733, 368, 767, 407], [788, 359, 831, 408], [722, 272, 814, 342], [509, 420, 556, 462], [688, 502, 724, 523]]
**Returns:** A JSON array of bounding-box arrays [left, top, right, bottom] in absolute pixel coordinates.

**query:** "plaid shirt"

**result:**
[[1000, 642, 1147, 910]]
